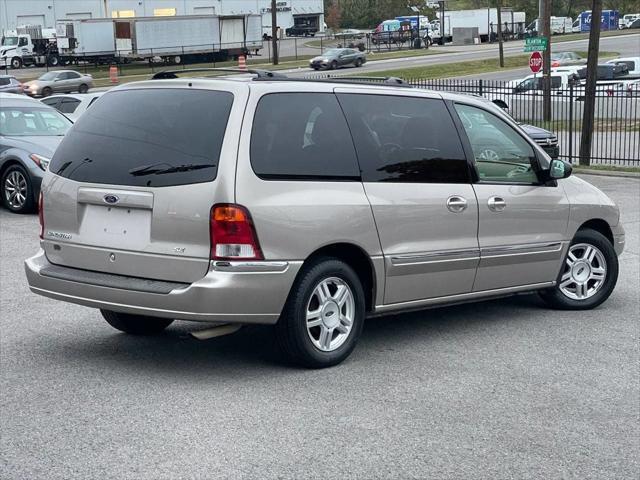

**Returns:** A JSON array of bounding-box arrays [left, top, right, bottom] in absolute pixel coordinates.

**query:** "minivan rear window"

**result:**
[[50, 89, 233, 187]]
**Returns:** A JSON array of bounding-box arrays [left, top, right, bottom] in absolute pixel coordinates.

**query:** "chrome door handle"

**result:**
[[446, 196, 468, 213], [488, 196, 507, 212]]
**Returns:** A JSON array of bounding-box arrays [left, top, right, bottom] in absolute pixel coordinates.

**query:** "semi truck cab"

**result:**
[[1, 27, 59, 69]]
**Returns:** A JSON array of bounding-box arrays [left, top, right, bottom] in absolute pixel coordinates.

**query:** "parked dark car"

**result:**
[[286, 25, 318, 37], [0, 93, 72, 213], [520, 124, 560, 159], [309, 48, 366, 70]]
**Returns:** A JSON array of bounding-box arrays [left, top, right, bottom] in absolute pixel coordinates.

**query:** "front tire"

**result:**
[[539, 229, 618, 310], [330, 60, 338, 70], [42, 86, 53, 97], [276, 258, 365, 368], [1, 164, 34, 214], [11, 57, 22, 69], [101, 310, 174, 335], [78, 83, 88, 93]]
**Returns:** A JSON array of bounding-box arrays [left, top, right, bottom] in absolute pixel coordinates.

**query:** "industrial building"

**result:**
[[0, 0, 325, 34]]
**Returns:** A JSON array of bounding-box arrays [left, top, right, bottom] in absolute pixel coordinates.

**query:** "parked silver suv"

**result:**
[[25, 71, 625, 368]]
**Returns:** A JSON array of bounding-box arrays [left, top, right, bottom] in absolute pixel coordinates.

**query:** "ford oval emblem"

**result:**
[[103, 194, 119, 205]]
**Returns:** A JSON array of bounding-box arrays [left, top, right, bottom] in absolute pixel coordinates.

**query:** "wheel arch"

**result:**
[[302, 242, 378, 313], [577, 219, 614, 244], [0, 157, 27, 180]]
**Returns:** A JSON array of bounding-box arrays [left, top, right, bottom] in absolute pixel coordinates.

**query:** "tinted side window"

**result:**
[[337, 94, 469, 183], [59, 98, 80, 113], [51, 89, 233, 187], [41, 98, 59, 108], [250, 93, 359, 180]]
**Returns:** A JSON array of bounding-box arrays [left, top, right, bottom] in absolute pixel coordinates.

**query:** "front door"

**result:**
[[453, 103, 570, 292], [337, 89, 479, 305]]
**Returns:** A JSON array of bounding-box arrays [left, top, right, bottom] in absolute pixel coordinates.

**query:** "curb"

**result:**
[[575, 169, 640, 178]]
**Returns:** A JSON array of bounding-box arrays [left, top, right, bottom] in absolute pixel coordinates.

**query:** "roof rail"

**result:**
[[251, 74, 413, 88], [328, 75, 411, 86], [150, 68, 412, 89], [151, 68, 287, 80]]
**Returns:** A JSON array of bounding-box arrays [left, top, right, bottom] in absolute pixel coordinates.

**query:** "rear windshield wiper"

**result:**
[[128, 163, 214, 176]]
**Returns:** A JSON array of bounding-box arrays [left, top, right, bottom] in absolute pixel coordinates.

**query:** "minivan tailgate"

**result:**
[[42, 179, 214, 284]]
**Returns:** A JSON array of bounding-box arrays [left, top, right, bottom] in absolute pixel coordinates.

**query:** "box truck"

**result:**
[[56, 14, 262, 64], [437, 8, 526, 43], [526, 16, 573, 35], [574, 10, 619, 32]]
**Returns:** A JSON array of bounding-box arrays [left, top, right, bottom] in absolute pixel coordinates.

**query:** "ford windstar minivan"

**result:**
[[25, 70, 625, 367]]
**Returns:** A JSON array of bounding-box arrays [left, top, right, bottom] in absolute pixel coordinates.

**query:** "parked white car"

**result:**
[[40, 92, 104, 122], [619, 14, 639, 29]]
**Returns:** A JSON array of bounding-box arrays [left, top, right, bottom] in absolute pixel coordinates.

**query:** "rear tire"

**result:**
[[101, 310, 174, 335], [539, 229, 618, 310], [276, 257, 365, 368]]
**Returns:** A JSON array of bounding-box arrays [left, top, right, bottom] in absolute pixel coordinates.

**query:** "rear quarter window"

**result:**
[[250, 93, 360, 180], [50, 89, 233, 187]]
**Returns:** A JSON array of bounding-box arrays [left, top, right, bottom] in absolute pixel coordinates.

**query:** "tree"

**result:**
[[325, 1, 343, 30]]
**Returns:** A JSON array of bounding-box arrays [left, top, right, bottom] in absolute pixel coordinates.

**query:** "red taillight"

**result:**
[[210, 204, 263, 260], [38, 192, 44, 239]]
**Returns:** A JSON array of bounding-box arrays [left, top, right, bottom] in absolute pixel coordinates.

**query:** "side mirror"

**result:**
[[549, 159, 572, 179]]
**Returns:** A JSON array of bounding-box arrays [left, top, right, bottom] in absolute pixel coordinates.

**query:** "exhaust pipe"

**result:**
[[189, 323, 242, 340]]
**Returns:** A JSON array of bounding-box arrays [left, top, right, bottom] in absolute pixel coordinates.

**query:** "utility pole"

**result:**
[[271, 0, 278, 65], [541, 0, 552, 122], [579, 0, 603, 166], [496, 0, 504, 67]]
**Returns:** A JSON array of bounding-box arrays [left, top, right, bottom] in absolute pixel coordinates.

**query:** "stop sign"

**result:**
[[529, 51, 543, 73]]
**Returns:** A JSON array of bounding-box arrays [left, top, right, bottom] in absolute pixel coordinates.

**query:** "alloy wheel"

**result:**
[[305, 277, 355, 352], [478, 148, 501, 162], [559, 243, 607, 300], [4, 170, 28, 210]]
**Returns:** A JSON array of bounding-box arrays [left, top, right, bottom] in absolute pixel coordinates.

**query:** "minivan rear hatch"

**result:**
[[42, 86, 235, 284]]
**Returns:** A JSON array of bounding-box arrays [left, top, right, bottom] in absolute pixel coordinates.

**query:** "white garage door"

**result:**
[[66, 12, 93, 20], [17, 15, 45, 26]]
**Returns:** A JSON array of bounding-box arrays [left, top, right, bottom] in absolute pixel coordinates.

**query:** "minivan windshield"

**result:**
[[50, 88, 234, 187], [0, 107, 71, 136]]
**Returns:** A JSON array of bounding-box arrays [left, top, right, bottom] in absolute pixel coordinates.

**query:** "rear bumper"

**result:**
[[25, 250, 302, 324]]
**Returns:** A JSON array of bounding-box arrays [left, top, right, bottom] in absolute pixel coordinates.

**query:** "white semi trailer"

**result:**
[[56, 14, 262, 64], [437, 8, 526, 43]]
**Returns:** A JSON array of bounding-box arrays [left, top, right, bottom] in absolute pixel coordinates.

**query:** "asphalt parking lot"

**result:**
[[1, 174, 638, 479]]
